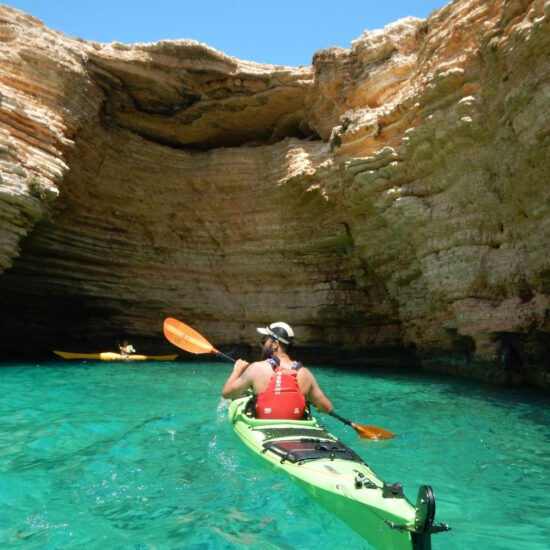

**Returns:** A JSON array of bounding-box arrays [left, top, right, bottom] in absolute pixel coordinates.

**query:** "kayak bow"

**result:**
[[228, 395, 449, 550], [53, 351, 178, 361]]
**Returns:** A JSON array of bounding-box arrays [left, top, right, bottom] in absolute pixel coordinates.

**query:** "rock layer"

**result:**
[[0, 1, 549, 387]]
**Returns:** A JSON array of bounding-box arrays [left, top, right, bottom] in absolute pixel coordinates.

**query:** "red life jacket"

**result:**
[[255, 362, 306, 420]]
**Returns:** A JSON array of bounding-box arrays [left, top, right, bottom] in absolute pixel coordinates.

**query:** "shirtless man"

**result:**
[[222, 322, 332, 419]]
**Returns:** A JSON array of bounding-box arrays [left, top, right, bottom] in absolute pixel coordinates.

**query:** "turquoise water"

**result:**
[[1, 361, 549, 550]]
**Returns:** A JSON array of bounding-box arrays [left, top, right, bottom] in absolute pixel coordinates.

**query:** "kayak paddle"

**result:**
[[330, 411, 395, 440], [163, 317, 395, 440], [163, 317, 235, 362]]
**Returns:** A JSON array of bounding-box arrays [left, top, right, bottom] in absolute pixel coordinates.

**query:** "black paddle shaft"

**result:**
[[329, 411, 353, 426], [216, 351, 236, 363]]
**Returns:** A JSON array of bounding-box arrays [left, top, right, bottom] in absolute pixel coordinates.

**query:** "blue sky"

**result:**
[[5, 0, 449, 66]]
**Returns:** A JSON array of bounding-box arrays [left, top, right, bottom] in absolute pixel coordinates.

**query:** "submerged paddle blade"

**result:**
[[352, 422, 396, 440], [164, 318, 218, 355]]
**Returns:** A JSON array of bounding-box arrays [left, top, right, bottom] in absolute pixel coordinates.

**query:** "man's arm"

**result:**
[[300, 368, 333, 413], [222, 359, 253, 399]]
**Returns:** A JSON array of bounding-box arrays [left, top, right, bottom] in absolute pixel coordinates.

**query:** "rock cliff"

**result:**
[[0, 1, 549, 386]]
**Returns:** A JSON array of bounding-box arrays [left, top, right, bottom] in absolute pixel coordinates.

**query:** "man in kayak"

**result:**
[[119, 340, 136, 359], [222, 322, 333, 419]]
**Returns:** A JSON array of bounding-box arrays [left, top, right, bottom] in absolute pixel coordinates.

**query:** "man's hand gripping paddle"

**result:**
[[163, 317, 395, 440]]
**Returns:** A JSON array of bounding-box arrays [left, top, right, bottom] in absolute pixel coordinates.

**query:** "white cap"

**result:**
[[256, 322, 295, 345]]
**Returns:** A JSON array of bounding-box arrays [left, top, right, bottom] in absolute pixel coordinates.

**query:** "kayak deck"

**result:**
[[228, 395, 448, 550], [53, 351, 178, 361]]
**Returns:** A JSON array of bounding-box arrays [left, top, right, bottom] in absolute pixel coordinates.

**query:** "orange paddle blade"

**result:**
[[351, 422, 396, 440], [330, 411, 395, 441], [163, 318, 218, 355]]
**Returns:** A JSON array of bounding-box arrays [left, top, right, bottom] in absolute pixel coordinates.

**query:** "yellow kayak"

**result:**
[[53, 351, 178, 361]]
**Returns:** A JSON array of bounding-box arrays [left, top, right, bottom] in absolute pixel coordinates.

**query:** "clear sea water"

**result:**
[[0, 360, 549, 550]]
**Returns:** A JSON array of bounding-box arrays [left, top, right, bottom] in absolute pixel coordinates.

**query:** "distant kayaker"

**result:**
[[119, 340, 136, 359], [222, 322, 333, 419]]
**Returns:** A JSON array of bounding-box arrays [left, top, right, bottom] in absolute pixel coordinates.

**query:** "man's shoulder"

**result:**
[[247, 360, 275, 378], [296, 364, 313, 377], [249, 359, 271, 370]]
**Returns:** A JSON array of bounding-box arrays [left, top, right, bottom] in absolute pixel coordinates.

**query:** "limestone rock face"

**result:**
[[0, 1, 549, 387]]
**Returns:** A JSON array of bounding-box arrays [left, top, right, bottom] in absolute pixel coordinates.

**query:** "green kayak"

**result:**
[[228, 395, 449, 550]]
